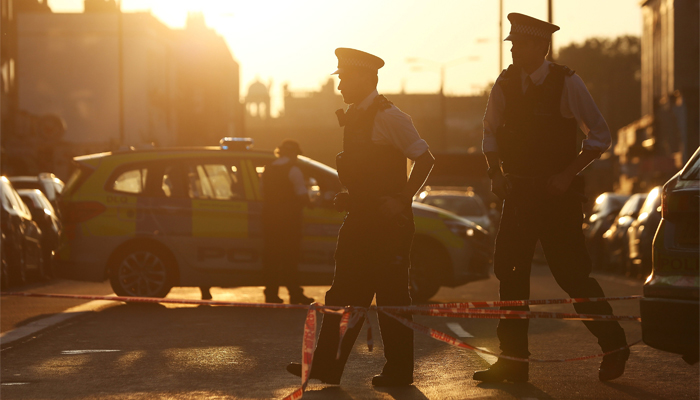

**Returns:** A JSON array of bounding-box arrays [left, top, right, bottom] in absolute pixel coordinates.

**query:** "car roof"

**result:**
[[16, 188, 45, 198], [8, 176, 40, 183], [424, 190, 477, 197]]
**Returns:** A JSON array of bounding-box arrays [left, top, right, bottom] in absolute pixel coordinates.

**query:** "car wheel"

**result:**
[[409, 241, 446, 304], [109, 245, 174, 298]]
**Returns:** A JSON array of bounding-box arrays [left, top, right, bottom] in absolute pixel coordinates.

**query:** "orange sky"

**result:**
[[48, 0, 643, 116]]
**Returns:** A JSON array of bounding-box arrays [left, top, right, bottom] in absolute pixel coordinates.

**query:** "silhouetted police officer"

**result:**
[[286, 48, 435, 387], [262, 140, 314, 305], [474, 13, 629, 383]]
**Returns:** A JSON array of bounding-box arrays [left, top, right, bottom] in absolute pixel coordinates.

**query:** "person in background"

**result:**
[[261, 139, 314, 305]]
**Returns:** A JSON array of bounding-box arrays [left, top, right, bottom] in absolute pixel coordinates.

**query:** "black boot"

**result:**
[[599, 348, 629, 381], [286, 362, 340, 385], [264, 288, 283, 304], [473, 358, 529, 383]]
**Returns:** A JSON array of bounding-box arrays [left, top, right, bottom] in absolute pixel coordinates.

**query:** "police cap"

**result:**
[[332, 48, 385, 75], [276, 139, 303, 157], [505, 13, 559, 42]]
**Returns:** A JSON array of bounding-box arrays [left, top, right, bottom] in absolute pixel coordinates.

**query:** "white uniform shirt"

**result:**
[[482, 60, 612, 154], [348, 90, 430, 160]]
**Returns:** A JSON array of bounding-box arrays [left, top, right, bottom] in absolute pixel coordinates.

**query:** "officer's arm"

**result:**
[[485, 151, 510, 200], [401, 150, 435, 201]]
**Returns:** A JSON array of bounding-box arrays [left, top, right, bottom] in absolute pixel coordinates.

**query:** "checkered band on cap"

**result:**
[[339, 57, 382, 70], [510, 23, 551, 39]]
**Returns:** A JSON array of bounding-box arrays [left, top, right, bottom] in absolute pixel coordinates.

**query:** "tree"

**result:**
[[557, 36, 641, 137]]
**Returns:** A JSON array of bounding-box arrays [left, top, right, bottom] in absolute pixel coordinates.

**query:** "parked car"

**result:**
[[0, 177, 44, 286], [55, 138, 492, 302], [601, 193, 647, 272], [641, 147, 699, 365], [9, 173, 64, 214], [415, 186, 495, 236], [17, 188, 62, 278], [583, 192, 629, 269], [628, 186, 663, 278]]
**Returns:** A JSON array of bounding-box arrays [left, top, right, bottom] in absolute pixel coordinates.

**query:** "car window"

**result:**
[[112, 168, 148, 194], [182, 162, 245, 200], [619, 194, 646, 217]]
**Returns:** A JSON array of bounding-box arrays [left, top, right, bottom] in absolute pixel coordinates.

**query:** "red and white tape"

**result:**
[[381, 310, 641, 363], [428, 295, 643, 309], [2, 291, 643, 399]]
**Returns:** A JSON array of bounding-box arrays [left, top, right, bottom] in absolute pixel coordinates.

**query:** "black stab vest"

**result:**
[[262, 162, 303, 224], [336, 95, 407, 208], [495, 63, 578, 177]]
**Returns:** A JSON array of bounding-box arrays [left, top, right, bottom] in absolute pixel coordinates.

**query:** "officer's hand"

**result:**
[[547, 172, 574, 196], [491, 173, 511, 200], [379, 196, 406, 219], [333, 192, 350, 212]]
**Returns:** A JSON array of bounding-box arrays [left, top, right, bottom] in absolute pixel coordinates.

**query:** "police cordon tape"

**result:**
[[2, 292, 642, 400]]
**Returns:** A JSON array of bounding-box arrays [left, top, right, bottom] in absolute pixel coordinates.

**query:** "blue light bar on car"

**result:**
[[220, 137, 254, 150]]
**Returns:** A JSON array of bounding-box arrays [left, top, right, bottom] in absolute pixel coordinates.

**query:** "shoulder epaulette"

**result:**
[[549, 62, 575, 77], [374, 95, 393, 111]]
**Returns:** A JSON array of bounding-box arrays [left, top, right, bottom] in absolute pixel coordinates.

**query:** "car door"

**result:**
[[185, 159, 252, 271]]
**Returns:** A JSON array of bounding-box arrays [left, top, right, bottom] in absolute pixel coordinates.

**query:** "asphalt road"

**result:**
[[1, 264, 698, 399]]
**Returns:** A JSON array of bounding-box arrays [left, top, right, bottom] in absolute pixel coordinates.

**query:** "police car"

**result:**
[[641, 147, 699, 364], [56, 138, 491, 302]]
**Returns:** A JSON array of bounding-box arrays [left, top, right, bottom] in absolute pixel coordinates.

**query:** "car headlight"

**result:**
[[445, 220, 486, 239]]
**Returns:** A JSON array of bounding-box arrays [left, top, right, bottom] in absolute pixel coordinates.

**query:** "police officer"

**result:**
[[262, 139, 314, 305], [286, 48, 435, 387], [473, 13, 629, 383]]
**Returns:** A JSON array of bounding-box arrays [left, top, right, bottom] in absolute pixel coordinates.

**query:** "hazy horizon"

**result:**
[[47, 0, 643, 116]]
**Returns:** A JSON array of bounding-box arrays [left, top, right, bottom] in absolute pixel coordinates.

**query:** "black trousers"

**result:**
[[262, 211, 303, 297], [494, 192, 627, 358], [311, 211, 415, 380]]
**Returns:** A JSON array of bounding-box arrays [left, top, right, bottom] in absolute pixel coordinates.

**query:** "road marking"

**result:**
[[0, 300, 114, 347], [61, 349, 121, 355], [446, 322, 474, 337], [1, 382, 29, 386], [476, 347, 498, 365]]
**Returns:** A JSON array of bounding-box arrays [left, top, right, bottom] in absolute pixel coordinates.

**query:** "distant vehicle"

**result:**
[[628, 186, 663, 278], [0, 177, 44, 286], [602, 193, 647, 273], [583, 192, 629, 269], [415, 186, 495, 236], [55, 138, 492, 302], [17, 188, 62, 278], [9, 173, 64, 212], [641, 147, 699, 365]]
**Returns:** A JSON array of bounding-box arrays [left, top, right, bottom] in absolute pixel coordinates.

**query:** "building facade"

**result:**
[[1, 1, 242, 179], [616, 0, 699, 194]]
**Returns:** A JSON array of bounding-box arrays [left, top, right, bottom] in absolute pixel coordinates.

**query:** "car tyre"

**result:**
[[109, 245, 175, 298], [410, 241, 446, 303]]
